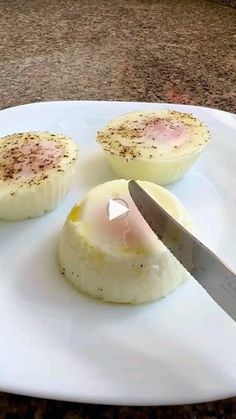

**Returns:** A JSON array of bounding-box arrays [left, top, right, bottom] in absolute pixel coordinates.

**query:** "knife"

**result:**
[[128, 180, 236, 322]]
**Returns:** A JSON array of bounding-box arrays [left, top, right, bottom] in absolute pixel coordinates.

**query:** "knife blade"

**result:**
[[128, 180, 236, 322]]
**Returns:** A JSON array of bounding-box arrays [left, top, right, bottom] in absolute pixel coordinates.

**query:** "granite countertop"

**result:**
[[0, 0, 236, 113], [0, 0, 236, 417]]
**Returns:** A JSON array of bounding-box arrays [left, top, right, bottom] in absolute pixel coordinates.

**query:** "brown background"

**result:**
[[0, 0, 236, 417]]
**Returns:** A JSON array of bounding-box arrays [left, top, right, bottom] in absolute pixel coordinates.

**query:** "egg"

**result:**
[[97, 110, 211, 185], [0, 132, 78, 221], [58, 179, 192, 304]]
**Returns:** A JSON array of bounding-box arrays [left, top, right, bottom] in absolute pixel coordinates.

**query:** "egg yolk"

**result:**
[[0, 139, 64, 180], [68, 204, 81, 222], [75, 192, 158, 254], [142, 118, 188, 148]]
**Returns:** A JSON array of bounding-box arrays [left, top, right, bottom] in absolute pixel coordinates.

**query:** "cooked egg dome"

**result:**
[[97, 110, 211, 185], [58, 179, 192, 304], [0, 132, 78, 221]]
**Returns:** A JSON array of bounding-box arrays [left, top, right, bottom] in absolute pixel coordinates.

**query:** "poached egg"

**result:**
[[0, 132, 78, 220], [97, 110, 211, 185], [58, 179, 192, 304]]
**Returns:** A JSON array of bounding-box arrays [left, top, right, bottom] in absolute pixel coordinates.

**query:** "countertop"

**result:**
[[0, 0, 236, 113], [0, 0, 236, 417]]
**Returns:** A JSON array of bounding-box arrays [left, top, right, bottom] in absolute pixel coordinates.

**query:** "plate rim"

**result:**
[[0, 99, 235, 118]]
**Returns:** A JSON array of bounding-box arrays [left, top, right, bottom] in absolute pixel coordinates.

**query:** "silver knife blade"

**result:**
[[128, 180, 236, 322]]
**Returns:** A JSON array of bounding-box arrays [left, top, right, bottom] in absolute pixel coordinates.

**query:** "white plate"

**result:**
[[0, 101, 236, 406]]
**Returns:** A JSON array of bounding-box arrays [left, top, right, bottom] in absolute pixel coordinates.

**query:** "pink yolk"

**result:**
[[89, 194, 157, 251], [142, 118, 188, 147], [1, 139, 64, 180]]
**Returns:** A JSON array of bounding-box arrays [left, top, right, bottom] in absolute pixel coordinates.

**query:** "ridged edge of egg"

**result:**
[[0, 166, 76, 221], [106, 150, 202, 185]]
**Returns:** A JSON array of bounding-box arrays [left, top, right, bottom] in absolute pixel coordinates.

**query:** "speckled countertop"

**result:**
[[0, 0, 236, 417], [0, 0, 236, 113]]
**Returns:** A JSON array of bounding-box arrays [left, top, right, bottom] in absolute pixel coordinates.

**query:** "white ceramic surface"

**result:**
[[0, 101, 236, 405]]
